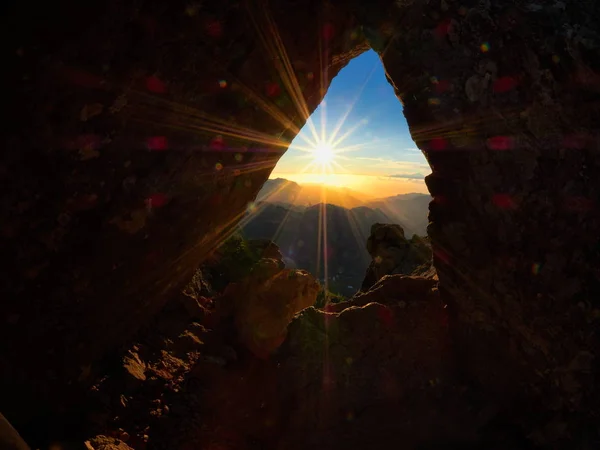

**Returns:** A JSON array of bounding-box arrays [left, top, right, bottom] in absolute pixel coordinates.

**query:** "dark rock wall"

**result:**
[[2, 0, 600, 442], [362, 0, 600, 441], [0, 0, 366, 423]]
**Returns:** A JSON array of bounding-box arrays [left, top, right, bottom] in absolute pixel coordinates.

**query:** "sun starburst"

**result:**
[[312, 142, 335, 166]]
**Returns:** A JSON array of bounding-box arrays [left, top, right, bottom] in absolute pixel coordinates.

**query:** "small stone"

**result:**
[[86, 435, 135, 449], [123, 350, 146, 383]]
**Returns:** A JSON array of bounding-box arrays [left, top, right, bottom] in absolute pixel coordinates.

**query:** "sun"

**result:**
[[313, 142, 335, 165]]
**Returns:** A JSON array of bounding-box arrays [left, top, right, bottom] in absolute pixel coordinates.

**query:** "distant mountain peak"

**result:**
[[258, 178, 370, 209]]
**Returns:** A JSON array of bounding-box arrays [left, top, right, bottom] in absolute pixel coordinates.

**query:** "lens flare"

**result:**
[[313, 142, 335, 165]]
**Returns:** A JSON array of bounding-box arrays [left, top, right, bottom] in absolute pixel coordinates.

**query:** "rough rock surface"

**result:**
[[361, 223, 433, 291], [0, 0, 366, 425], [163, 275, 530, 450], [332, 274, 438, 313], [1, 0, 600, 446], [67, 289, 216, 450], [85, 436, 134, 450], [219, 260, 320, 358]]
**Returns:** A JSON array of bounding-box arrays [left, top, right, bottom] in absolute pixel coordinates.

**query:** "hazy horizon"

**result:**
[[269, 172, 429, 198], [257, 176, 431, 210], [269, 49, 430, 198]]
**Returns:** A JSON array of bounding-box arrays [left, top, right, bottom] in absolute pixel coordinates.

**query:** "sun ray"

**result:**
[[128, 68, 315, 150], [245, 0, 322, 146], [329, 118, 370, 149], [344, 208, 372, 267], [261, 185, 310, 249], [326, 63, 379, 146], [321, 199, 329, 296], [128, 94, 296, 150]]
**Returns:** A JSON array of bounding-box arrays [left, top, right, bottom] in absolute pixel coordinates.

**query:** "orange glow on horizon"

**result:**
[[269, 172, 429, 198]]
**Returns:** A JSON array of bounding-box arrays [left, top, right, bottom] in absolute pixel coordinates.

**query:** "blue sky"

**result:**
[[271, 50, 430, 196]]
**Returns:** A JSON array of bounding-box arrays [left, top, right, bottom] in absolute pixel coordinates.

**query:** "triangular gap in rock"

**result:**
[[235, 49, 433, 301]]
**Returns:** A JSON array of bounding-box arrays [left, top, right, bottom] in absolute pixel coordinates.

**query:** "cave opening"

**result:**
[[235, 49, 432, 301], [2, 0, 600, 448]]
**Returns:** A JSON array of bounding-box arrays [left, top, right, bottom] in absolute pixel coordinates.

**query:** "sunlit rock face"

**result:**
[[2, 0, 600, 445], [220, 261, 320, 358]]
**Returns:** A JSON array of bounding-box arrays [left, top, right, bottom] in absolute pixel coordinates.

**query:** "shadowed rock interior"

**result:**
[[1, 0, 600, 448]]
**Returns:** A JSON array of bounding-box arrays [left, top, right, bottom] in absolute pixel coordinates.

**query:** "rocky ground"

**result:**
[[2, 232, 539, 450]]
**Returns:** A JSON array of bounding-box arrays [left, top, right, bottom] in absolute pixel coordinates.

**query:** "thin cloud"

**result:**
[[354, 156, 389, 162], [388, 173, 426, 180], [355, 157, 429, 171]]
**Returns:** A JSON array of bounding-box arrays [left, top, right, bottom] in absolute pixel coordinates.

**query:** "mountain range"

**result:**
[[256, 178, 431, 237], [256, 178, 370, 209], [238, 178, 432, 296]]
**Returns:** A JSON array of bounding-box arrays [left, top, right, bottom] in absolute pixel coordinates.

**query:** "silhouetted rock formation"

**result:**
[[331, 274, 438, 313], [2, 0, 600, 448], [361, 223, 433, 291], [179, 275, 526, 450]]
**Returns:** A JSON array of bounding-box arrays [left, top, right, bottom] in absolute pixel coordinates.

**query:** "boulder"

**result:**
[[224, 264, 320, 358], [122, 350, 146, 388], [361, 223, 433, 291], [182, 270, 213, 301], [85, 435, 134, 450]]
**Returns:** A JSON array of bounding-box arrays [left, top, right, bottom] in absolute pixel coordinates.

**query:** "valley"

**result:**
[[240, 178, 431, 296]]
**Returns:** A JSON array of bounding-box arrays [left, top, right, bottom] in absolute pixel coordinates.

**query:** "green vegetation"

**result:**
[[314, 287, 346, 309], [207, 233, 264, 291]]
